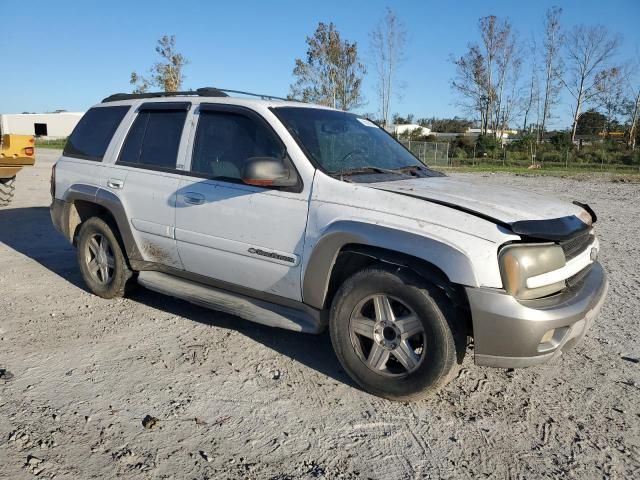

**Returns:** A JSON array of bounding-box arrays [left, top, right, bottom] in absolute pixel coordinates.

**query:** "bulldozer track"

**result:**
[[0, 176, 16, 207]]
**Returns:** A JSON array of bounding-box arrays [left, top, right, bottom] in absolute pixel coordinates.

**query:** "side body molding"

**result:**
[[59, 183, 142, 262], [302, 221, 478, 309]]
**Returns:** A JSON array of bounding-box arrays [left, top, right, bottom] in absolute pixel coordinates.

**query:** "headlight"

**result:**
[[499, 243, 566, 300]]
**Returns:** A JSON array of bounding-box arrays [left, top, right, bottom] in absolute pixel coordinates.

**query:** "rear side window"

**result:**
[[191, 111, 284, 180], [63, 106, 129, 161], [118, 105, 188, 170]]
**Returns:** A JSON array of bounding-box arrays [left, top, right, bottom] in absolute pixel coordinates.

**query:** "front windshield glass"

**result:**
[[274, 107, 425, 174]]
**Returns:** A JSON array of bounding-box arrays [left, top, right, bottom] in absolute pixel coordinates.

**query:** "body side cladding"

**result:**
[[134, 263, 327, 333], [302, 221, 477, 309]]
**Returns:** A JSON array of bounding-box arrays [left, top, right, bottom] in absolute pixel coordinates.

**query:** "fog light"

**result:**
[[540, 329, 555, 344]]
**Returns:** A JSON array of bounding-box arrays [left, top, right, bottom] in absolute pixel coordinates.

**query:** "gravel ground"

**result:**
[[1, 150, 639, 479]]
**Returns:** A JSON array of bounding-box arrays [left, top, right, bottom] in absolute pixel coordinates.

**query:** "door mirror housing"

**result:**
[[241, 156, 299, 188]]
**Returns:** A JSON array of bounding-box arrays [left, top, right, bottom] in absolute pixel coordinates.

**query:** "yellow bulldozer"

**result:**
[[0, 134, 36, 206]]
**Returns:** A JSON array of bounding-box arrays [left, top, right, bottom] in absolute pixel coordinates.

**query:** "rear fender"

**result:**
[[59, 183, 142, 261]]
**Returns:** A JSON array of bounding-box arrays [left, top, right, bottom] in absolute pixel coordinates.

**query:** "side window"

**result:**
[[190, 110, 284, 180], [118, 106, 188, 169], [63, 106, 129, 161]]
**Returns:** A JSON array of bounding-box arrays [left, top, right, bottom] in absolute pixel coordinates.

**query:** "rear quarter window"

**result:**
[[63, 106, 130, 161]]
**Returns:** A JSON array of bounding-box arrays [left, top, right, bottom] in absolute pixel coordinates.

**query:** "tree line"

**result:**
[[129, 7, 639, 152], [128, 9, 408, 130], [451, 7, 639, 150]]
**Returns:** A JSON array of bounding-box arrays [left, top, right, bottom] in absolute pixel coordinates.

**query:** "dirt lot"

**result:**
[[1, 149, 639, 479]]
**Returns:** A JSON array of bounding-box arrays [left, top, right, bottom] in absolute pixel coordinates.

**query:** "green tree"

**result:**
[[130, 35, 189, 93], [548, 131, 573, 150], [289, 22, 366, 110], [423, 117, 474, 133], [576, 110, 606, 137], [476, 134, 502, 156]]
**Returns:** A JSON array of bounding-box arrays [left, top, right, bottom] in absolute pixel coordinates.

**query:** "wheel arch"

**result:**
[[302, 221, 477, 311], [60, 184, 142, 263]]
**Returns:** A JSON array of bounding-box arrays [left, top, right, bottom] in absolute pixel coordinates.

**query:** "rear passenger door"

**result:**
[[104, 102, 190, 269], [174, 104, 310, 301]]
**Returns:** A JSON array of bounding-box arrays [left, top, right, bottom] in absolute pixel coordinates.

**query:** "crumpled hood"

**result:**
[[370, 177, 592, 240]]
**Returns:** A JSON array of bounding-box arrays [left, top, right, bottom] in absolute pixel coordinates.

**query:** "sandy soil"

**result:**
[[1, 150, 639, 479]]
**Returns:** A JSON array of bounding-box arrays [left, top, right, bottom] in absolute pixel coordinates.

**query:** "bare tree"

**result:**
[[492, 21, 521, 136], [539, 6, 563, 139], [522, 38, 540, 133], [451, 46, 490, 129], [452, 16, 520, 137], [594, 66, 626, 136], [290, 22, 366, 110], [478, 16, 500, 134], [370, 8, 407, 127], [563, 25, 621, 142], [130, 35, 188, 93], [627, 85, 640, 149]]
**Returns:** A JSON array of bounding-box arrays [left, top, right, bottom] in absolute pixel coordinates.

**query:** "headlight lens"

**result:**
[[499, 243, 566, 299]]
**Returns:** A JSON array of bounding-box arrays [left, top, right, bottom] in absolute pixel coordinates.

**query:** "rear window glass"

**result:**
[[118, 110, 187, 169], [63, 106, 129, 161]]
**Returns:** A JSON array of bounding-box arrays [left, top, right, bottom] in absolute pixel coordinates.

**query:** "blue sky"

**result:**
[[2, 0, 639, 129]]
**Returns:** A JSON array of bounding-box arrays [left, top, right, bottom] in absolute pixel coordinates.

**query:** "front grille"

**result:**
[[566, 264, 593, 287], [560, 232, 594, 261]]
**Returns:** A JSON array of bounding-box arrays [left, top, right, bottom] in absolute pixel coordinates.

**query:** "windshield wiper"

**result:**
[[388, 164, 445, 177], [389, 164, 426, 173], [333, 166, 408, 178]]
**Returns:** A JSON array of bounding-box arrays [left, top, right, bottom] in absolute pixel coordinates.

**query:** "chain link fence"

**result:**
[[400, 139, 640, 173], [399, 141, 450, 166]]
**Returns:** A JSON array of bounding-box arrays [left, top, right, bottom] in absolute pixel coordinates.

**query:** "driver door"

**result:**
[[174, 104, 310, 301]]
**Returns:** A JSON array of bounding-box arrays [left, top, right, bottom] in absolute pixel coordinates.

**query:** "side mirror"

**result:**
[[241, 157, 298, 188]]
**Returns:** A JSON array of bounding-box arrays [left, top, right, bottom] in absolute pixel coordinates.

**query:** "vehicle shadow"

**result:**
[[0, 206, 355, 389], [0, 206, 84, 288], [128, 287, 354, 388]]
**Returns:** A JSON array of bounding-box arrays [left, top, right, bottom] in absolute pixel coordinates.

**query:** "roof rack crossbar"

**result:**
[[102, 87, 297, 103], [102, 88, 227, 103]]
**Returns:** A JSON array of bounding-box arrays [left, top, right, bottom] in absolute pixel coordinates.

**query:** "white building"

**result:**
[[0, 112, 84, 139], [465, 128, 518, 140]]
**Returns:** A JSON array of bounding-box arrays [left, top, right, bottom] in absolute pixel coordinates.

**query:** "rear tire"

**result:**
[[329, 265, 462, 401], [0, 177, 16, 207], [77, 217, 132, 299]]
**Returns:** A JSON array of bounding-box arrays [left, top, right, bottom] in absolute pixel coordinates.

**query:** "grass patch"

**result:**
[[35, 139, 66, 150]]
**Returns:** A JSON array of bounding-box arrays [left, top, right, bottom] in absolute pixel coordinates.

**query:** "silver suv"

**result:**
[[50, 88, 608, 401]]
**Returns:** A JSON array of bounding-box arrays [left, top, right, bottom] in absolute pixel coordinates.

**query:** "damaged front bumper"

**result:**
[[466, 262, 608, 368]]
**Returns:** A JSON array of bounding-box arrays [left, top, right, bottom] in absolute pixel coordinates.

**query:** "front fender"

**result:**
[[302, 220, 478, 309]]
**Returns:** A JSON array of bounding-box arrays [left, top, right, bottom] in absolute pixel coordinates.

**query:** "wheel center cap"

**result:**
[[383, 326, 396, 341], [373, 321, 400, 350]]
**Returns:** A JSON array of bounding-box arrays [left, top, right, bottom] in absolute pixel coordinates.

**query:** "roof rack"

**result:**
[[101, 87, 295, 103]]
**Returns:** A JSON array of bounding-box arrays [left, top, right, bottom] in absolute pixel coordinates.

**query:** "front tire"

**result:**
[[329, 265, 462, 401], [77, 217, 132, 299]]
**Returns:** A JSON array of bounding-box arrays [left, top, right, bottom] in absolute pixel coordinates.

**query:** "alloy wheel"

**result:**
[[349, 294, 426, 377], [85, 233, 115, 285]]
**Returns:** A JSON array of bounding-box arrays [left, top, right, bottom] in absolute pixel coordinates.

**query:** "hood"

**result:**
[[370, 177, 594, 241]]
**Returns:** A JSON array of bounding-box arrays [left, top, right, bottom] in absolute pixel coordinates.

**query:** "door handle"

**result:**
[[182, 192, 205, 205], [107, 178, 124, 189]]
